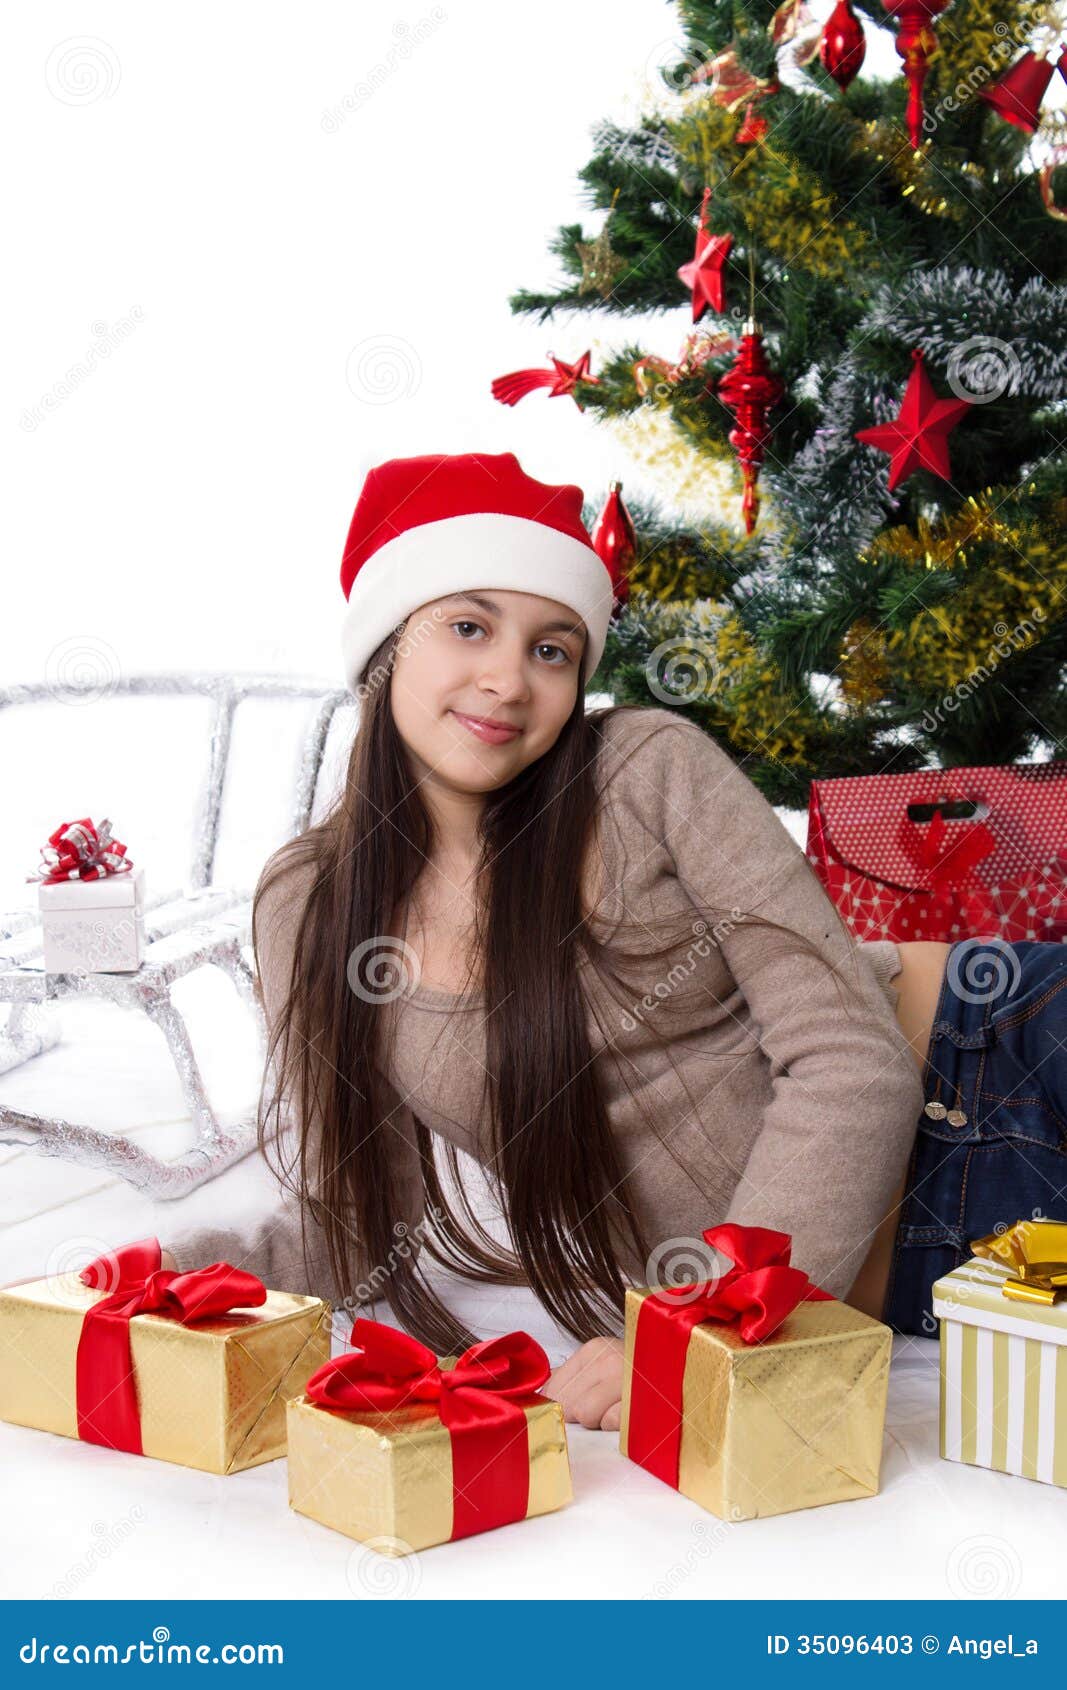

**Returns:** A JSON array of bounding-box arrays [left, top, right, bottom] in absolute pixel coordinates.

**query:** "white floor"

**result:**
[[2, 960, 1062, 1601]]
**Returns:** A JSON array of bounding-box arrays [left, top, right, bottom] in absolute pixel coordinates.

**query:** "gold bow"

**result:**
[[970, 1220, 1067, 1306]]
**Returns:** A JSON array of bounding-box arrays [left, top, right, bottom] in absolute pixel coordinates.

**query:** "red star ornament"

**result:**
[[677, 187, 733, 320], [490, 349, 601, 410], [855, 349, 972, 491]]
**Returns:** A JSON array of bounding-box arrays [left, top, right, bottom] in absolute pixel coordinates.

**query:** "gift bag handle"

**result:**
[[906, 797, 991, 825]]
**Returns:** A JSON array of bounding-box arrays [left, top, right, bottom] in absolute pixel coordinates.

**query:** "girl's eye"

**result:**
[[448, 621, 572, 665]]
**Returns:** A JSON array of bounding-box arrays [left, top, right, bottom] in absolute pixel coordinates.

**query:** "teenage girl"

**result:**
[[161, 450, 1067, 1435]]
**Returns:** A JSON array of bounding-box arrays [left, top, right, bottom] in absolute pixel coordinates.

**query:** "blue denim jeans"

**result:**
[[881, 938, 1067, 1337]]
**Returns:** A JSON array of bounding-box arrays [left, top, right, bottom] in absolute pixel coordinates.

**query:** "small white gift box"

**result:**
[[38, 864, 145, 975], [932, 1222, 1067, 1490]]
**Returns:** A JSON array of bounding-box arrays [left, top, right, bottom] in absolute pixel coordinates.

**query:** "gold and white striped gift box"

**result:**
[[932, 1256, 1067, 1488]]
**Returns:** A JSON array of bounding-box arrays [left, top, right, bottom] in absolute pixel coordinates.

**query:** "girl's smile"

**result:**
[[449, 709, 523, 745]]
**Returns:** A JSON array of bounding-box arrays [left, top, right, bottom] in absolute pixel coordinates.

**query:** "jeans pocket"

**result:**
[[987, 946, 1067, 1035], [983, 965, 1067, 1152]]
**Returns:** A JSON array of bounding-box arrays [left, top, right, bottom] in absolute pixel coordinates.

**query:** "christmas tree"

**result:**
[[498, 0, 1067, 806]]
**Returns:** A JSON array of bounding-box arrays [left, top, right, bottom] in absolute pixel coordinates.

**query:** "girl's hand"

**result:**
[[542, 1335, 625, 1432]]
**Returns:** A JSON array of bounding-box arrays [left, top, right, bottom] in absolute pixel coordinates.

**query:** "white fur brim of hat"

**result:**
[[340, 512, 615, 695]]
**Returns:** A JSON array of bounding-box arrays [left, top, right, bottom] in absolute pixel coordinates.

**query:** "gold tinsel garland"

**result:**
[[859, 491, 1020, 571], [712, 611, 821, 762], [856, 120, 971, 221], [849, 493, 1065, 697], [884, 495, 1065, 692], [839, 616, 891, 711], [889, 554, 1063, 692], [666, 107, 870, 282]]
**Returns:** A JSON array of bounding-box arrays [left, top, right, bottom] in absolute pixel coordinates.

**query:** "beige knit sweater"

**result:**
[[166, 706, 922, 1311]]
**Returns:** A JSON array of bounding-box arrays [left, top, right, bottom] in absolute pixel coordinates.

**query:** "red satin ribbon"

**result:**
[[305, 1319, 551, 1540], [26, 816, 133, 884], [75, 1237, 266, 1454], [624, 1223, 834, 1488], [906, 807, 996, 891]]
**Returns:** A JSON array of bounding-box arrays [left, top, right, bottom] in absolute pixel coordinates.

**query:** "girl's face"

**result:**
[[389, 588, 586, 794]]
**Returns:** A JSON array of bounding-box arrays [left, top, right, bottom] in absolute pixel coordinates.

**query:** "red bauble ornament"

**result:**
[[979, 46, 1067, 135], [880, 0, 950, 148], [819, 0, 867, 91], [854, 348, 972, 491], [677, 186, 733, 320], [717, 321, 784, 535], [591, 480, 636, 616]]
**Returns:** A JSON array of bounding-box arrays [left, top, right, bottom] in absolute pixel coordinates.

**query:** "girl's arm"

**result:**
[[635, 714, 925, 1302]]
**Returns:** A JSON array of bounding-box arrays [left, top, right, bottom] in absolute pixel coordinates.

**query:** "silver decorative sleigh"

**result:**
[[0, 674, 353, 1197]]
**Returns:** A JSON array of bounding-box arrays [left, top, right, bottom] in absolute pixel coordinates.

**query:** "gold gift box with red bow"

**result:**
[[0, 1238, 329, 1475], [287, 1319, 573, 1555], [619, 1224, 893, 1521]]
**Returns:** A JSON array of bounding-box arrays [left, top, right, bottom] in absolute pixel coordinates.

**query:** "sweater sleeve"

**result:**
[[627, 711, 924, 1301]]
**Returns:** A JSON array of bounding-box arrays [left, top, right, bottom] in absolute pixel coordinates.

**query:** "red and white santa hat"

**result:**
[[339, 450, 617, 694]]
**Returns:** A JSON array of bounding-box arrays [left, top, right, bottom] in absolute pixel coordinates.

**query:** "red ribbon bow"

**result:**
[[27, 816, 133, 885], [907, 806, 996, 892], [305, 1319, 551, 1540], [624, 1223, 834, 1489], [75, 1237, 266, 1454]]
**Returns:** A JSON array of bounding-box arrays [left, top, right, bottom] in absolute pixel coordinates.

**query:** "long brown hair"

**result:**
[[253, 625, 876, 1354]]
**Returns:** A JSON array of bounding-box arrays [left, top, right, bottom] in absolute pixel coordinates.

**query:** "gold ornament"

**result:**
[[576, 188, 628, 297]]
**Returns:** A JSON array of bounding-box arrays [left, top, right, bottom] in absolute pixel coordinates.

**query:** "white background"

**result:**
[[6, 1, 902, 688]]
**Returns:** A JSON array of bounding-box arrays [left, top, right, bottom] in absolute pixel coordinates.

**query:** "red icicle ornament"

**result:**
[[717, 320, 784, 536], [819, 0, 867, 91], [591, 480, 635, 615], [880, 0, 951, 148]]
